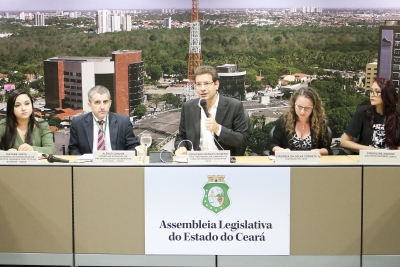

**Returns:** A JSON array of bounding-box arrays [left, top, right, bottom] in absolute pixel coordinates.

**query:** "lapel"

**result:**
[[85, 113, 94, 152], [191, 100, 201, 147], [215, 95, 228, 124], [108, 113, 118, 150]]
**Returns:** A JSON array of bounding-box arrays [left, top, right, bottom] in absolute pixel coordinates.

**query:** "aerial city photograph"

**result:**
[[0, 0, 399, 155]]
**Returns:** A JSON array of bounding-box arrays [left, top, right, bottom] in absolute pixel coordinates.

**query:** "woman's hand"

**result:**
[[7, 148, 17, 151], [18, 143, 34, 151]]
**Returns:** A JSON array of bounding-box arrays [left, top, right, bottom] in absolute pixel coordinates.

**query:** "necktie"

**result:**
[[97, 120, 105, 151]]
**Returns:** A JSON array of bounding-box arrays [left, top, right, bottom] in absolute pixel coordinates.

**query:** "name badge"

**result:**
[[359, 150, 400, 164], [275, 151, 319, 164], [187, 150, 231, 164], [0, 151, 39, 164], [93, 151, 136, 164]]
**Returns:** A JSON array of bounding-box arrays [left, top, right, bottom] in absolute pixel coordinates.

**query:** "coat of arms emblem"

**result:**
[[202, 175, 230, 214]]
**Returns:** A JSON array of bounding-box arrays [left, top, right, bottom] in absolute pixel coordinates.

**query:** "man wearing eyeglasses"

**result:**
[[174, 65, 250, 156], [68, 85, 140, 155]]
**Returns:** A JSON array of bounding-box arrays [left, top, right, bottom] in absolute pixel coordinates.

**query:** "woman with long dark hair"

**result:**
[[0, 89, 55, 154], [270, 87, 330, 155], [341, 77, 400, 151]]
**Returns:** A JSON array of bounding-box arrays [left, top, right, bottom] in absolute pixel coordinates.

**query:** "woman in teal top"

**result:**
[[0, 89, 55, 154]]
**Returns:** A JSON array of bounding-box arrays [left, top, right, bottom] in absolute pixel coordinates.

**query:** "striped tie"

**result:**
[[97, 120, 105, 151]]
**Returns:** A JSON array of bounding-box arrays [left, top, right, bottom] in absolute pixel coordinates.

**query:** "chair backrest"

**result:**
[[269, 126, 275, 140], [327, 126, 333, 147]]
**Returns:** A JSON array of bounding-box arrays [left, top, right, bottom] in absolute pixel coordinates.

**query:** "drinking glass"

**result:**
[[140, 133, 152, 162]]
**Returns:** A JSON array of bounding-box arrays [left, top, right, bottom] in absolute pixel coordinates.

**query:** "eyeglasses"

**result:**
[[367, 90, 381, 96], [295, 103, 313, 112], [195, 82, 214, 89]]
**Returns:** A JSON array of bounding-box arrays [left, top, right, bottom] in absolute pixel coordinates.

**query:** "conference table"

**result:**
[[0, 155, 399, 267]]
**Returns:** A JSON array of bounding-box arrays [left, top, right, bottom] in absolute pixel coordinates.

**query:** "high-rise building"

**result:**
[[34, 12, 45, 26], [122, 15, 132, 31], [378, 20, 400, 90], [111, 15, 121, 32], [290, 7, 296, 13], [163, 17, 172, 29], [96, 10, 110, 34], [365, 62, 378, 90], [216, 64, 247, 101], [44, 50, 144, 115], [112, 50, 144, 115], [19, 12, 25, 20]]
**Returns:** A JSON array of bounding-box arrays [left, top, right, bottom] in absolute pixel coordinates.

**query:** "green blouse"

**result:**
[[0, 118, 56, 154]]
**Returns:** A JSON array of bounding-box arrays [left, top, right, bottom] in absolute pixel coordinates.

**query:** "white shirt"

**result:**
[[198, 95, 221, 151], [92, 114, 112, 151]]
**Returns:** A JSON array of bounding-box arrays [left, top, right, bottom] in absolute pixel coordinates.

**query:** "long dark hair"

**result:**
[[365, 77, 399, 149], [0, 89, 37, 150]]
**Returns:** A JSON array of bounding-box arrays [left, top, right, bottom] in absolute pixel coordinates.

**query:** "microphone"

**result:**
[[200, 99, 210, 118], [47, 155, 70, 163]]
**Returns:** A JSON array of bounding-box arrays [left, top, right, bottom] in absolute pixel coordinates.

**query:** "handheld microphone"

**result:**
[[200, 99, 210, 118], [47, 155, 70, 163]]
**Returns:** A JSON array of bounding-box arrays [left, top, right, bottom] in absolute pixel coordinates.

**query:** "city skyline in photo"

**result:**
[[1, 0, 400, 12]]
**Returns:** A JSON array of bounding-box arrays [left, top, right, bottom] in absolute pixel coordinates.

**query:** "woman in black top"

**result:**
[[270, 87, 330, 156], [341, 77, 400, 152]]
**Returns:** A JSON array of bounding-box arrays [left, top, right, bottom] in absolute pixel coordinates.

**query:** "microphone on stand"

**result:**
[[200, 99, 210, 118]]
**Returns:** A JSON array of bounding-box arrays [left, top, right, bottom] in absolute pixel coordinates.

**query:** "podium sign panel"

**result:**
[[145, 167, 290, 255]]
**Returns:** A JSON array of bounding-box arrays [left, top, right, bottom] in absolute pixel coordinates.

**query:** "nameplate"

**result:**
[[359, 150, 400, 163], [93, 151, 136, 164], [275, 151, 319, 164], [187, 150, 231, 164], [0, 151, 39, 164]]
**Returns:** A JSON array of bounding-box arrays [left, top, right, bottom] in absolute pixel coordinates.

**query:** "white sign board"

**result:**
[[359, 150, 400, 163], [145, 167, 290, 255], [275, 151, 319, 164], [187, 150, 231, 164], [0, 151, 38, 164], [93, 151, 136, 164]]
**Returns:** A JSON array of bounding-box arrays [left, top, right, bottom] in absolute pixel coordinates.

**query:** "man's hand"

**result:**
[[175, 147, 188, 156], [205, 115, 220, 133]]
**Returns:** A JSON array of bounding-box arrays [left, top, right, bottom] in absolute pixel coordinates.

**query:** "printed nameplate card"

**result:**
[[93, 151, 136, 164], [359, 150, 400, 163], [0, 151, 38, 164], [187, 150, 230, 164], [275, 151, 319, 164]]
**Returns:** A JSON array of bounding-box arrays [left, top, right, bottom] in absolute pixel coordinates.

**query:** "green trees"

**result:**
[[133, 104, 147, 119], [247, 115, 277, 155]]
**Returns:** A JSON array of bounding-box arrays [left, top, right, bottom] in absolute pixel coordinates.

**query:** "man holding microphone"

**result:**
[[174, 65, 249, 156]]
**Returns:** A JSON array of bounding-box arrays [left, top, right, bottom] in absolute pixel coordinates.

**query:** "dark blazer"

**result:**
[[174, 95, 250, 156], [68, 112, 139, 155], [270, 116, 331, 154]]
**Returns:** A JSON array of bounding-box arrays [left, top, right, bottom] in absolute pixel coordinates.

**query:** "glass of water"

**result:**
[[140, 133, 152, 162]]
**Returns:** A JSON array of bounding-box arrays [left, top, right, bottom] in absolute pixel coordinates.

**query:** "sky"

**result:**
[[1, 0, 400, 12]]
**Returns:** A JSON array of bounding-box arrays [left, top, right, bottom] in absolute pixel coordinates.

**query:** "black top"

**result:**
[[270, 116, 331, 154], [344, 105, 400, 148]]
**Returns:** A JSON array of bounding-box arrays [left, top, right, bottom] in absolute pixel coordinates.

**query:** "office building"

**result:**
[[112, 50, 144, 115], [44, 50, 144, 115], [378, 20, 400, 90], [365, 62, 378, 90], [216, 64, 246, 101]]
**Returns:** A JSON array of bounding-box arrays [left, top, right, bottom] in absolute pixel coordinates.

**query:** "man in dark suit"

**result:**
[[68, 85, 139, 155], [174, 66, 249, 156]]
